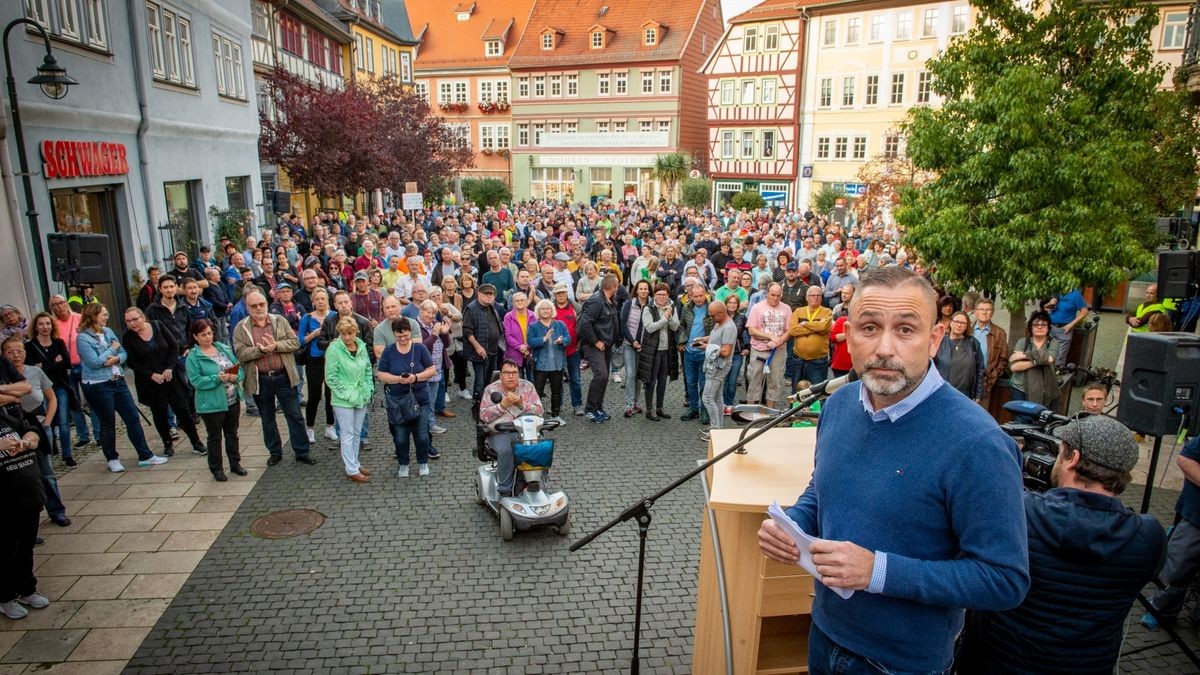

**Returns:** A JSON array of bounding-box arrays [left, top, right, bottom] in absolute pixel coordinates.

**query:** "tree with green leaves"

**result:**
[[810, 184, 849, 216], [461, 178, 513, 209], [900, 0, 1200, 315], [731, 189, 766, 211], [652, 152, 691, 202], [681, 177, 712, 210]]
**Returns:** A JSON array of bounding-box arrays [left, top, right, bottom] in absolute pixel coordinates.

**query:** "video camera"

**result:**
[[1056, 363, 1120, 391], [1000, 400, 1073, 492]]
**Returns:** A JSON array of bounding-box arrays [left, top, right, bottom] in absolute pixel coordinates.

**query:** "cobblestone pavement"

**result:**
[[126, 377, 710, 674], [0, 318, 1137, 674]]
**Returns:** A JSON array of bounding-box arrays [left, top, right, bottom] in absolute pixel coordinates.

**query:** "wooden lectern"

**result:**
[[692, 427, 817, 674]]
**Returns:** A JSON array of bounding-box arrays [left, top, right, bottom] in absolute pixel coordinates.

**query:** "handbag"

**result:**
[[385, 388, 421, 424], [384, 347, 421, 424]]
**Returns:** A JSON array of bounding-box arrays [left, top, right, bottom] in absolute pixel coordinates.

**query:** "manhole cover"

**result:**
[[251, 509, 325, 539]]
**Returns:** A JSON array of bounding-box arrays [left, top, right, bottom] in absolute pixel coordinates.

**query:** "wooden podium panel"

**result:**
[[693, 428, 817, 675]]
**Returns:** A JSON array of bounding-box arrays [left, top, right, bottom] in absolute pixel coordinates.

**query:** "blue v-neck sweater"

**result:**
[[787, 382, 1030, 671]]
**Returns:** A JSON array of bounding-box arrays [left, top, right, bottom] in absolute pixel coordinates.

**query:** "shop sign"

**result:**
[[41, 140, 129, 179]]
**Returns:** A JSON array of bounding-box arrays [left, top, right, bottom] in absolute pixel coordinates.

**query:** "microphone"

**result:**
[[791, 370, 859, 402]]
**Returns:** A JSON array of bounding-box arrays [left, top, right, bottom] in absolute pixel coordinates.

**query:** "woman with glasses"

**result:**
[[76, 304, 166, 473], [325, 317, 374, 483], [185, 320, 245, 481], [1009, 310, 1061, 421], [934, 311, 985, 402], [377, 319, 436, 478], [24, 313, 77, 466]]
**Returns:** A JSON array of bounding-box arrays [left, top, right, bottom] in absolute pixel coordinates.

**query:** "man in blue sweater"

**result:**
[[759, 266, 1029, 673]]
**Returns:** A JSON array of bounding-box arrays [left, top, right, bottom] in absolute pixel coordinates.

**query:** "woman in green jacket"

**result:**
[[185, 320, 245, 482], [325, 316, 374, 483]]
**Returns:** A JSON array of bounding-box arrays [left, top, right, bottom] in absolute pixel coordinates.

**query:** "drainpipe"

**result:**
[[126, 0, 159, 266]]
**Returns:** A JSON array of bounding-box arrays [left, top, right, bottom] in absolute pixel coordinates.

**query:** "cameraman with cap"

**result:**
[[960, 415, 1165, 674]]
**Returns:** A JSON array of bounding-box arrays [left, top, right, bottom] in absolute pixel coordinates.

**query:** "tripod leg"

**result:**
[[631, 510, 651, 675]]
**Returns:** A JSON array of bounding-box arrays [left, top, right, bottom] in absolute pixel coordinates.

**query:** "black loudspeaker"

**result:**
[[1157, 250, 1197, 299], [271, 190, 291, 214], [1118, 332, 1200, 436], [48, 232, 110, 285]]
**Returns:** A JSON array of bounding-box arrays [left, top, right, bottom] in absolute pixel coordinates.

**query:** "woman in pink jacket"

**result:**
[[503, 292, 535, 378]]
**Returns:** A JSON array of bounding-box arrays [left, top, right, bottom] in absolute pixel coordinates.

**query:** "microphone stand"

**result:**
[[570, 388, 826, 674]]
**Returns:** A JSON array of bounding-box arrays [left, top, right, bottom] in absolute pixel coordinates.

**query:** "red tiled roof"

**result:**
[[408, 0, 537, 69], [509, 0, 711, 68], [729, 0, 821, 24]]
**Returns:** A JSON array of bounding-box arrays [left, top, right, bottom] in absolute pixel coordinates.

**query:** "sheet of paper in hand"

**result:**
[[767, 501, 854, 600]]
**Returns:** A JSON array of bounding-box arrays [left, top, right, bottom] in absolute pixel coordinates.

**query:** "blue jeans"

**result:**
[[683, 350, 706, 412], [622, 343, 640, 407], [808, 622, 950, 675], [51, 386, 74, 459], [798, 356, 830, 387], [68, 366, 99, 443], [81, 379, 153, 461], [35, 443, 66, 520], [723, 353, 744, 407], [391, 402, 431, 465], [433, 378, 447, 414], [251, 372, 311, 459], [565, 351, 582, 408]]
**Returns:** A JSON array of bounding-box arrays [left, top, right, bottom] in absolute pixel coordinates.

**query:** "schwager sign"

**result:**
[[41, 140, 129, 179]]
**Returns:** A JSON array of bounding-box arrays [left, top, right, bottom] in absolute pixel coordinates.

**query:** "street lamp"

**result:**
[[3, 18, 79, 301]]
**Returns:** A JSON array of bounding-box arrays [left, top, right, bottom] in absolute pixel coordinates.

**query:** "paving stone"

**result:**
[[64, 599, 171, 629], [145, 497, 201, 514], [79, 515, 163, 534], [190, 495, 247, 513], [61, 575, 134, 601], [151, 512, 234, 532], [35, 534, 121, 555], [107, 532, 171, 553], [24, 660, 125, 675], [119, 483, 192, 499], [0, 628, 87, 663], [66, 626, 152, 661], [0, 601, 81, 631], [77, 499, 156, 516], [35, 575, 79, 602], [113, 550, 206, 576], [158, 530, 220, 551], [0, 633, 22, 662], [36, 553, 129, 577], [119, 574, 190, 600]]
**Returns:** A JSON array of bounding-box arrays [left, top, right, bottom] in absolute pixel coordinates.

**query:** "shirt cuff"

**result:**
[[866, 552, 887, 594]]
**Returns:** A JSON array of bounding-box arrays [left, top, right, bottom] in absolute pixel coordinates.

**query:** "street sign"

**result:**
[[761, 190, 787, 205], [844, 183, 867, 197], [402, 193, 423, 210]]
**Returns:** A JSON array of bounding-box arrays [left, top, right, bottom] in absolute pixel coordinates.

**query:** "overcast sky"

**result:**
[[721, 0, 759, 24]]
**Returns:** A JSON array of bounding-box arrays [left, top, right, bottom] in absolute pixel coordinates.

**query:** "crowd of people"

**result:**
[[0, 196, 1191, 675]]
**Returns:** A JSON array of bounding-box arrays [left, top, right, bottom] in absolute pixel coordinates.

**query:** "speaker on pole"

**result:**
[[47, 232, 110, 285], [1117, 332, 1200, 437], [1157, 250, 1197, 299]]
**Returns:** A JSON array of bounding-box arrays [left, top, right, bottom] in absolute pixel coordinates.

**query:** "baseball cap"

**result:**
[[477, 283, 497, 295], [552, 282, 569, 294], [199, 245, 211, 253], [173, 251, 187, 259], [1052, 415, 1139, 473], [786, 262, 799, 271], [277, 282, 294, 291], [554, 252, 571, 262], [353, 271, 369, 281]]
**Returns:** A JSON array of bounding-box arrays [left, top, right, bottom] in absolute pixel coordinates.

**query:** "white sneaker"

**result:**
[[397, 465, 410, 478], [0, 601, 27, 620], [459, 389, 473, 400], [418, 463, 430, 476], [613, 372, 622, 384], [549, 416, 566, 426], [306, 428, 316, 443], [106, 459, 125, 473], [324, 426, 339, 441], [138, 455, 169, 467], [431, 425, 447, 435], [17, 593, 49, 609]]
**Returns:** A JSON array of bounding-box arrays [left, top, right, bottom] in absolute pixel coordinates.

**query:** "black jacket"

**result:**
[[145, 299, 192, 347], [316, 311, 374, 364], [121, 321, 187, 406], [577, 291, 620, 348], [461, 299, 505, 362], [203, 283, 231, 318], [960, 488, 1165, 674]]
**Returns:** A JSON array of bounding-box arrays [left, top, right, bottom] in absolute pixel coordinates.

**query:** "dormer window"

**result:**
[[453, 1, 475, 21], [640, 21, 665, 47], [591, 31, 604, 48], [644, 27, 656, 45], [542, 33, 553, 50], [486, 40, 501, 56]]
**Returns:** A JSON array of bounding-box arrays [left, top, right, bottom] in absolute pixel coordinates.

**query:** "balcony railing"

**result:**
[[277, 50, 344, 90], [1184, 0, 1200, 69]]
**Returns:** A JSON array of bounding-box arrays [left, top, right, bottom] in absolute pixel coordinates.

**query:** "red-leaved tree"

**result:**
[[258, 68, 472, 199]]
